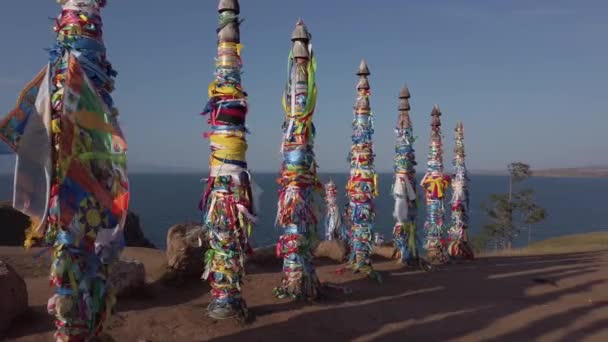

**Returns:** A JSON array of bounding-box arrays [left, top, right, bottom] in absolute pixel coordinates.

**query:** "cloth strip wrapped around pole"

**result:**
[[199, 0, 256, 320], [447, 122, 475, 260], [0, 0, 129, 340], [392, 85, 421, 265], [324, 180, 343, 241], [345, 60, 380, 281], [421, 105, 450, 265], [273, 19, 322, 300]]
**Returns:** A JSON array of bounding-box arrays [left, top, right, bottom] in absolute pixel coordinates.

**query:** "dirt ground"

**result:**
[[1, 245, 607, 342]]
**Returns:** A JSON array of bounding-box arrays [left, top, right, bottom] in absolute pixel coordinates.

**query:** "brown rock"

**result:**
[[0, 202, 155, 249], [124, 212, 156, 249], [313, 240, 348, 263], [373, 244, 398, 260], [0, 202, 31, 246], [0, 260, 28, 335], [165, 223, 207, 278], [110, 259, 145, 297], [248, 245, 280, 266]]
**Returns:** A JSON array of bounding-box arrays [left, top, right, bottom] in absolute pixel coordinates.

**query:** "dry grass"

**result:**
[[481, 232, 608, 257]]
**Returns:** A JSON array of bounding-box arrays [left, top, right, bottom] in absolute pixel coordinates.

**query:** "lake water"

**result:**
[[1, 173, 607, 249]]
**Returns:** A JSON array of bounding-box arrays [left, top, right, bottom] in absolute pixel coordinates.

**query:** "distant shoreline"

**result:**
[[532, 168, 608, 179], [1, 169, 608, 179]]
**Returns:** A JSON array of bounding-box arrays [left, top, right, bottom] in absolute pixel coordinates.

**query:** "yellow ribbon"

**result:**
[[422, 176, 450, 198], [218, 42, 243, 56], [209, 134, 247, 167], [23, 217, 42, 249], [207, 80, 245, 98], [373, 173, 379, 197]]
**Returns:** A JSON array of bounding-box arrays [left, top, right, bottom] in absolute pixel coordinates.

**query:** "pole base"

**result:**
[[447, 240, 475, 260], [207, 298, 249, 322], [427, 247, 448, 265], [273, 273, 323, 302], [406, 257, 434, 272]]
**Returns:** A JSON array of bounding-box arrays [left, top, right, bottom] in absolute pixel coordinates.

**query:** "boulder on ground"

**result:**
[[165, 223, 207, 279], [373, 241, 398, 260], [0, 202, 31, 246], [0, 260, 28, 335], [313, 239, 348, 263], [0, 201, 155, 249], [248, 245, 281, 267], [110, 259, 146, 297], [124, 212, 156, 248]]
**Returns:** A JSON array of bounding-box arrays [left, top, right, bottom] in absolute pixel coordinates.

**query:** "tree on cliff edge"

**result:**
[[477, 162, 547, 251]]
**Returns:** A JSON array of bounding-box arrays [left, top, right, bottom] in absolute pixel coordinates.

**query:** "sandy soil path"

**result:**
[[2, 247, 607, 342]]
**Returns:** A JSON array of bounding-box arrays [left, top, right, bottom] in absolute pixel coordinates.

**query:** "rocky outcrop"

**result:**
[[0, 260, 28, 335], [0, 201, 155, 249], [124, 212, 156, 249], [248, 245, 280, 265], [313, 240, 348, 263], [0, 202, 31, 246], [372, 243, 398, 260], [110, 259, 146, 297], [165, 223, 207, 279]]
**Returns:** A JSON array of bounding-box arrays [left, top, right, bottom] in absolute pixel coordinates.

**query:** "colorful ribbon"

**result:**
[[421, 105, 450, 264], [392, 86, 421, 264], [273, 20, 322, 300], [421, 175, 451, 199], [345, 61, 380, 281], [324, 180, 343, 241], [0, 1, 129, 340], [447, 122, 474, 259], [199, 1, 254, 320]]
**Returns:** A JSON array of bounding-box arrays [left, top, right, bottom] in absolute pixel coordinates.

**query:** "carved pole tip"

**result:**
[[218, 0, 240, 14], [431, 104, 442, 116], [357, 59, 370, 76], [399, 84, 410, 99], [291, 19, 310, 41]]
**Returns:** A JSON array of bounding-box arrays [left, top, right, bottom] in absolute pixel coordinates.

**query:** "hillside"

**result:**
[[533, 166, 608, 178]]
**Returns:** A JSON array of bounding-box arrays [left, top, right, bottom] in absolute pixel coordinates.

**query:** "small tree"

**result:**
[[514, 189, 547, 246], [482, 194, 513, 249], [480, 162, 546, 250], [508, 162, 531, 201]]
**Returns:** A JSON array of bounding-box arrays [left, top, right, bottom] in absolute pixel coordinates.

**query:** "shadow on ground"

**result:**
[[3, 250, 607, 341], [207, 251, 607, 342]]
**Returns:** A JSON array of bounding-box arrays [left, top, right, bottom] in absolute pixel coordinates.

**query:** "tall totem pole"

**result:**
[[199, 0, 255, 320], [0, 1, 129, 340], [324, 179, 342, 241], [274, 19, 322, 300], [421, 105, 450, 264], [447, 122, 474, 259], [392, 85, 421, 264], [346, 60, 380, 280]]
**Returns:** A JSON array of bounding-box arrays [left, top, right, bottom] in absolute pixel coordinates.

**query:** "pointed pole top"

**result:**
[[357, 77, 370, 90], [431, 104, 442, 116], [399, 84, 410, 99], [291, 18, 310, 41], [60, 0, 106, 11], [357, 59, 370, 76], [218, 0, 240, 14], [291, 19, 311, 58]]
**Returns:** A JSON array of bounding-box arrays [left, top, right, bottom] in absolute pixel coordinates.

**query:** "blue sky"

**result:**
[[0, 0, 607, 173]]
